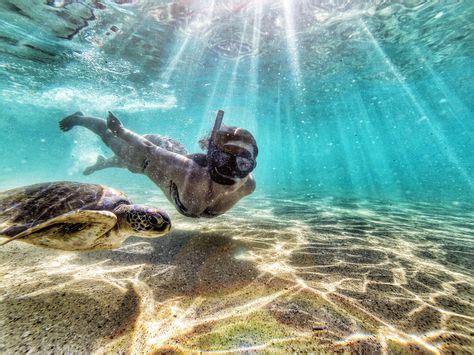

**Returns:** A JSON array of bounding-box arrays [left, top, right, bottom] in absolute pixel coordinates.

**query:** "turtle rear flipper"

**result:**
[[0, 210, 118, 251]]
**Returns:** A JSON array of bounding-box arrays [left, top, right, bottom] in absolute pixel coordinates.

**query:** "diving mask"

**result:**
[[207, 110, 257, 185]]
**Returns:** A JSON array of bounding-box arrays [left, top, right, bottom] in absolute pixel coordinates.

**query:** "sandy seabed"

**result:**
[[1, 192, 473, 354]]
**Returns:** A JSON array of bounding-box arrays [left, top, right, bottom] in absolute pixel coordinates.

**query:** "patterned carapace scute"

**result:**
[[0, 182, 127, 231]]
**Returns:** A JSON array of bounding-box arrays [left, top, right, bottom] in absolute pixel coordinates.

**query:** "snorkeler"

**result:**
[[59, 110, 258, 218]]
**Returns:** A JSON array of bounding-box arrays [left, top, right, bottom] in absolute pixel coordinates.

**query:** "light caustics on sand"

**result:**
[[2, 198, 472, 353], [233, 211, 473, 353]]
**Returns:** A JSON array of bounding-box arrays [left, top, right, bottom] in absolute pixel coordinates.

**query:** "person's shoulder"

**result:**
[[243, 175, 256, 195]]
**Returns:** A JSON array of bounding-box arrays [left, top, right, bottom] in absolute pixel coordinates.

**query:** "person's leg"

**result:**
[[60, 112, 107, 136], [59, 112, 132, 159], [107, 112, 155, 151], [83, 155, 123, 175]]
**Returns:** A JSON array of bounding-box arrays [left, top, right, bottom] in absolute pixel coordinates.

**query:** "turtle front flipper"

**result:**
[[0, 210, 118, 251]]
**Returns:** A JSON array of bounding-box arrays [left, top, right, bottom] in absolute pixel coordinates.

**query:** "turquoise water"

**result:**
[[0, 1, 473, 353], [0, 0, 472, 201]]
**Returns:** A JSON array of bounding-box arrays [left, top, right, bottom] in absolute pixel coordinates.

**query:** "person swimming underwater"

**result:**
[[59, 110, 258, 218]]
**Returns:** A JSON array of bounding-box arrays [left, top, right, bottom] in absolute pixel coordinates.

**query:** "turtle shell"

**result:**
[[0, 181, 130, 236]]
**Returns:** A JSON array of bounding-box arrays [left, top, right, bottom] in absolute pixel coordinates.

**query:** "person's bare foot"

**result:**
[[107, 111, 123, 136], [83, 155, 106, 175], [59, 111, 84, 131]]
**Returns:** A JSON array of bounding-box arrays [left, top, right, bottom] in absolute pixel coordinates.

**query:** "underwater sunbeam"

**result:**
[[0, 0, 473, 353]]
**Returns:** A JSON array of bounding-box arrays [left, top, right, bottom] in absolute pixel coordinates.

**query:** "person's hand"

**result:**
[[107, 111, 123, 136]]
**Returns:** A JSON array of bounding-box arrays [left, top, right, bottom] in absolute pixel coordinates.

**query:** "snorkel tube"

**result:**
[[208, 110, 235, 185], [210, 109, 224, 148]]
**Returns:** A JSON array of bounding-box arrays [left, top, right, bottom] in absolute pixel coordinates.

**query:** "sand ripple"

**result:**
[[1, 194, 472, 353]]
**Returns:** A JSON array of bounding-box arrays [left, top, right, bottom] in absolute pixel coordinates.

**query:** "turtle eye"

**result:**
[[149, 215, 163, 225]]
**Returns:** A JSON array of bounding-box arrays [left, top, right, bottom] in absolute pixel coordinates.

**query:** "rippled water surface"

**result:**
[[0, 0, 473, 353]]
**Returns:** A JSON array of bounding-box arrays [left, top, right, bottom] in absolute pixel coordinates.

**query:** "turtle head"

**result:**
[[114, 204, 171, 237]]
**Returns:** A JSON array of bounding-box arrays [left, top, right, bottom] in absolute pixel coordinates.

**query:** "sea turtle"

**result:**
[[0, 181, 171, 251]]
